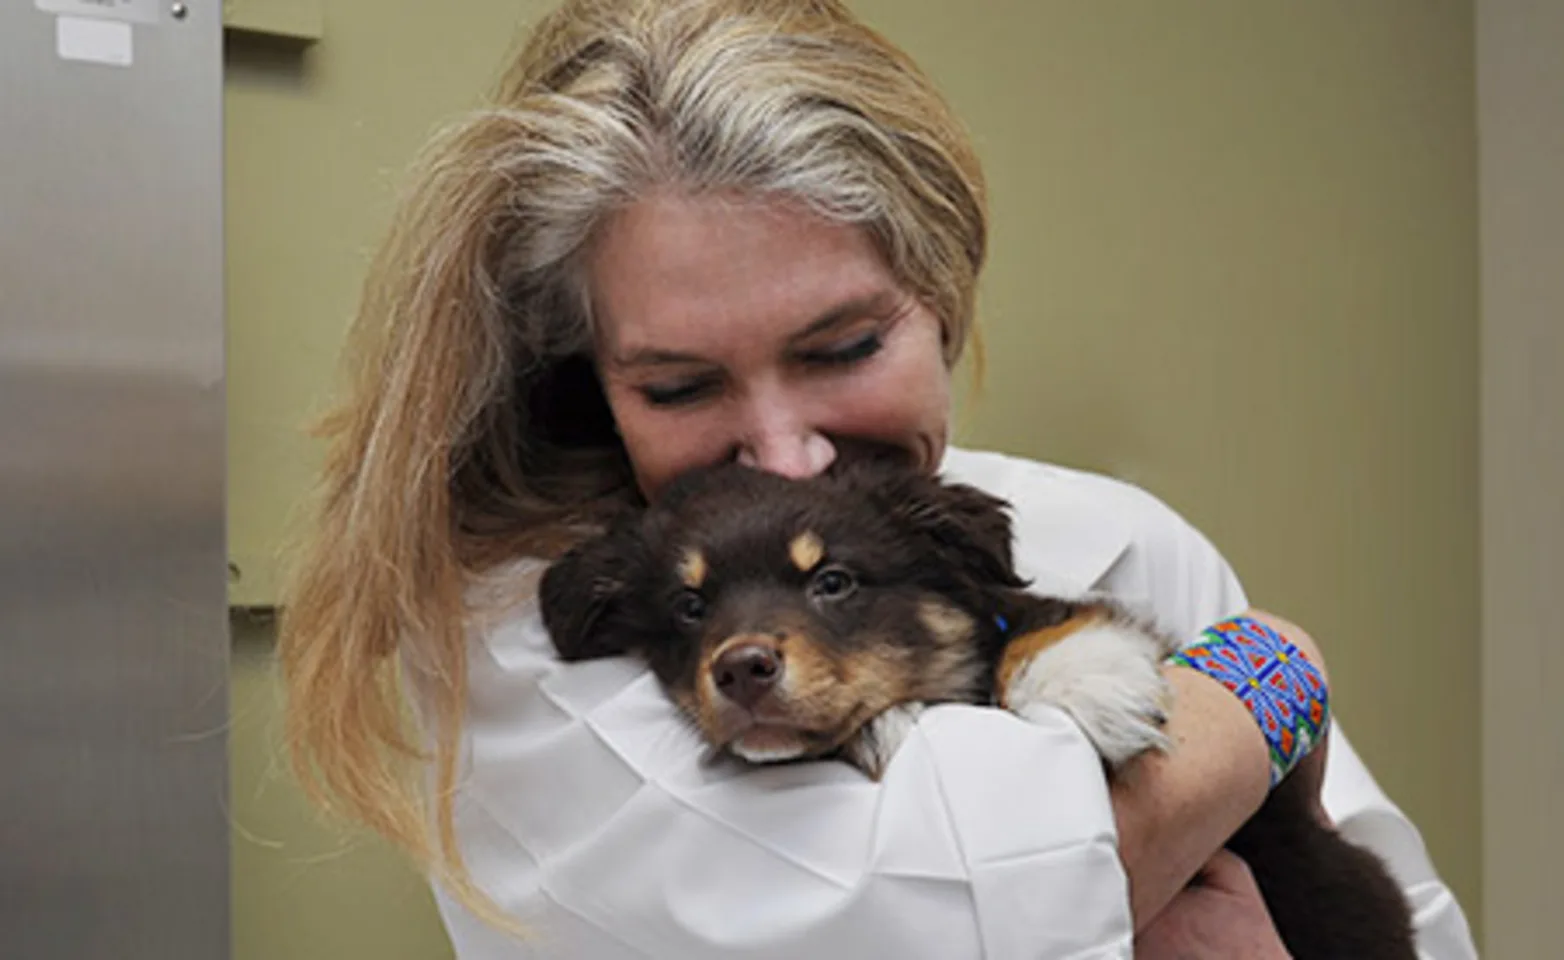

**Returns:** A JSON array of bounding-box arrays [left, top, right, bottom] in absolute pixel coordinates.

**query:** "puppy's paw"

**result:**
[[838, 702, 925, 780], [1005, 622, 1172, 769]]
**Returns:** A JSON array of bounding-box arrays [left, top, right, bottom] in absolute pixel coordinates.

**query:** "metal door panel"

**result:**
[[1, 4, 229, 956]]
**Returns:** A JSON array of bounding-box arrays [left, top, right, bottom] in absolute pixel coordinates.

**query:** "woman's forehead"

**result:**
[[588, 191, 903, 357]]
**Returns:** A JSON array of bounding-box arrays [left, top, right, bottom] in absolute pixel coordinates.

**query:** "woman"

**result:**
[[277, 1, 1476, 956]]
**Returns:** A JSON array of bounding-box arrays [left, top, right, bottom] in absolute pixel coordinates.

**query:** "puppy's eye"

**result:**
[[673, 590, 707, 626], [809, 566, 857, 601]]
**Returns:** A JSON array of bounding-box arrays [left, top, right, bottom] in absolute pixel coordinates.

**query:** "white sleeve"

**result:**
[[433, 562, 1139, 960], [1052, 467, 1479, 960]]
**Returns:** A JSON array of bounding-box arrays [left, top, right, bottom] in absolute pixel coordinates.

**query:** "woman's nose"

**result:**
[[734, 409, 836, 479]]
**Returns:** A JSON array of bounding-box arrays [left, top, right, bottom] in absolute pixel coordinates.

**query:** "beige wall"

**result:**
[[1478, 0, 1563, 954], [227, 1, 1482, 954]]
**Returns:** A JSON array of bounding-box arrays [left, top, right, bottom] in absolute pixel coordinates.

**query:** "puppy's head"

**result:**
[[539, 456, 1027, 767]]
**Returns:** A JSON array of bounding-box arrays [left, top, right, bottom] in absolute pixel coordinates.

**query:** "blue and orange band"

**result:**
[[1169, 616, 1331, 788]]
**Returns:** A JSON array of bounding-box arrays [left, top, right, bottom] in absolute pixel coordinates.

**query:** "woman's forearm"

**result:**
[[1112, 610, 1327, 931], [1112, 664, 1269, 929]]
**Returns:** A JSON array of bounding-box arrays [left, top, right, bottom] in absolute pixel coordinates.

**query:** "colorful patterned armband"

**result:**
[[1168, 616, 1331, 788]]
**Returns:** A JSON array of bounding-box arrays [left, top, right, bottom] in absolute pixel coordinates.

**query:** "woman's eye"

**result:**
[[801, 333, 883, 368], [809, 566, 857, 601], [673, 590, 707, 625], [639, 378, 718, 408]]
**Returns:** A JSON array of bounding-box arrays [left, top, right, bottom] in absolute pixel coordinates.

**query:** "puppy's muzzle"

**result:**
[[712, 640, 783, 710]]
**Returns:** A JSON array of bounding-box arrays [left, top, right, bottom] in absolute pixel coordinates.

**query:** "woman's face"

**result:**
[[589, 191, 953, 502]]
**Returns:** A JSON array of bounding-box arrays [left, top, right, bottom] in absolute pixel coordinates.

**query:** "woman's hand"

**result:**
[[1134, 848, 1292, 959]]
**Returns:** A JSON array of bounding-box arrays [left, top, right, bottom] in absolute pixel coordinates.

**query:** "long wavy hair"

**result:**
[[276, 0, 989, 931]]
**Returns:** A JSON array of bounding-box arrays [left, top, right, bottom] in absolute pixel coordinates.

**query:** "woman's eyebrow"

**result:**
[[787, 290, 902, 345], [608, 289, 901, 369], [608, 346, 708, 370]]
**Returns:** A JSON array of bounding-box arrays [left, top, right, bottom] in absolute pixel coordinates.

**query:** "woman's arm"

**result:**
[[1112, 609, 1330, 930], [956, 451, 1473, 953], [938, 451, 1331, 934]]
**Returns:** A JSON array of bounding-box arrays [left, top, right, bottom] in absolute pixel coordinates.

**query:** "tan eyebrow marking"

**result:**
[[789, 532, 825, 572], [679, 548, 707, 589]]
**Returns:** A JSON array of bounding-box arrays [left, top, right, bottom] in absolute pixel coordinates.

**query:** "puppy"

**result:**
[[539, 455, 1417, 959]]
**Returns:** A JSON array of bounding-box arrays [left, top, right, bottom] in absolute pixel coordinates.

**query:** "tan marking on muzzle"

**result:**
[[694, 626, 918, 759], [788, 532, 825, 572], [699, 631, 831, 725], [838, 644, 913, 716], [913, 600, 985, 699]]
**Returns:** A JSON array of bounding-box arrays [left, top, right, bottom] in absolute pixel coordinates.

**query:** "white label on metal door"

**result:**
[[56, 16, 133, 66]]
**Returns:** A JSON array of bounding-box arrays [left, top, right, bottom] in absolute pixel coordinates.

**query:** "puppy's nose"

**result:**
[[713, 643, 782, 709]]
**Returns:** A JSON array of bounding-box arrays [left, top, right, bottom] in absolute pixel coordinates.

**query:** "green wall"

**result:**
[[226, 2, 1480, 955], [225, 5, 538, 956]]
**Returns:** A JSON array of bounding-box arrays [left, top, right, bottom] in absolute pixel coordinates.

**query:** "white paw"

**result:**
[[1006, 622, 1172, 768], [839, 702, 925, 779]]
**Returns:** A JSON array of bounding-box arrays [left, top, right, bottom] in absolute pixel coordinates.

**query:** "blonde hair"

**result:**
[[277, 0, 989, 930]]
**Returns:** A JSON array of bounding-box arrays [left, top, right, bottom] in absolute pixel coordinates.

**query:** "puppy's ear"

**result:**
[[538, 527, 642, 661], [839, 459, 1026, 589], [900, 477, 1028, 589]]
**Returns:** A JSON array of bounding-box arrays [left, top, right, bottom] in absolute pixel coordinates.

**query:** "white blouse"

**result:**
[[431, 446, 1479, 959]]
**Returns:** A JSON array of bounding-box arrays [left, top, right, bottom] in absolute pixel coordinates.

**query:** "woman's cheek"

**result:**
[[625, 408, 737, 498], [824, 373, 945, 452]]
